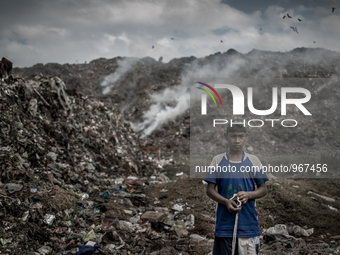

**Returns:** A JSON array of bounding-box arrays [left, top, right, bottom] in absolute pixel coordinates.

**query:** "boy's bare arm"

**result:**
[[206, 182, 241, 213], [237, 182, 268, 204]]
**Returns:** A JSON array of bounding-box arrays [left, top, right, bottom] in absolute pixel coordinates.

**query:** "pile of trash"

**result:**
[[12, 48, 340, 156], [6, 48, 340, 254], [0, 72, 209, 254], [262, 223, 314, 248], [260, 223, 340, 254]]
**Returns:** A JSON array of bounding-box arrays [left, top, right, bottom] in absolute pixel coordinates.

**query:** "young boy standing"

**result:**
[[205, 119, 269, 255]]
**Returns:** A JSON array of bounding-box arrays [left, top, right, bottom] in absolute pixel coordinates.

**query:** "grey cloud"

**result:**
[[0, 0, 339, 67]]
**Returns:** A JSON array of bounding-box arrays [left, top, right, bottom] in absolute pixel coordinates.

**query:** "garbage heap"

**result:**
[[0, 74, 205, 254]]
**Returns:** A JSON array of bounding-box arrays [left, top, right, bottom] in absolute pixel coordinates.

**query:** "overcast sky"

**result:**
[[2, 0, 339, 67]]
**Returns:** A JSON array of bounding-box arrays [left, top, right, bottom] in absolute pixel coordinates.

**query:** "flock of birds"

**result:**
[[151, 7, 336, 49], [284, 13, 303, 34], [283, 7, 335, 44]]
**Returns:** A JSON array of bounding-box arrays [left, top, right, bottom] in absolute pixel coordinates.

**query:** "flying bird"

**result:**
[[171, 38, 174, 40], [313, 41, 316, 43], [152, 45, 154, 49], [220, 40, 223, 43], [332, 7, 335, 13], [283, 15, 286, 19], [287, 13, 292, 18], [298, 18, 302, 21], [290, 26, 298, 34]]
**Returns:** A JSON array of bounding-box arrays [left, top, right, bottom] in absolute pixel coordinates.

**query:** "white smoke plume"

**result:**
[[130, 85, 190, 138], [101, 58, 138, 94], [130, 55, 246, 137], [130, 48, 339, 137]]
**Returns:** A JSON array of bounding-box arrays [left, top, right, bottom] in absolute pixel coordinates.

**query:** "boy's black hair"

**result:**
[[226, 119, 247, 134]]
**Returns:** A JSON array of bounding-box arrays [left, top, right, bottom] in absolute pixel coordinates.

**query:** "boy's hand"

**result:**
[[237, 191, 250, 204], [225, 199, 241, 213]]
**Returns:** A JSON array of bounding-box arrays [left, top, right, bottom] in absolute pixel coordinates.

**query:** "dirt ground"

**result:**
[[144, 175, 340, 254]]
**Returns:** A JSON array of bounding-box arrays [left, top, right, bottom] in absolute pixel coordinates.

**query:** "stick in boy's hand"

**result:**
[[236, 191, 250, 204]]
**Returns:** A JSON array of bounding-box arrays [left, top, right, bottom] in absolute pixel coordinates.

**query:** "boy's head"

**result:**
[[225, 119, 247, 152], [226, 119, 247, 135]]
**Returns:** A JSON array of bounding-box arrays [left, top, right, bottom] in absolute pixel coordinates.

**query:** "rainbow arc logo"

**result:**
[[196, 82, 222, 106], [196, 82, 222, 115]]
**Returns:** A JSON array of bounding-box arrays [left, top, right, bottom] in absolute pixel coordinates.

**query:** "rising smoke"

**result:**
[[130, 55, 247, 138], [106, 48, 339, 138], [101, 58, 138, 94]]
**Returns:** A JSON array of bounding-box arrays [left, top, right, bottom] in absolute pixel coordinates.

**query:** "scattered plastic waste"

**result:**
[[30, 187, 38, 193], [75, 245, 100, 255], [99, 191, 110, 199], [43, 214, 56, 225], [83, 229, 97, 242]]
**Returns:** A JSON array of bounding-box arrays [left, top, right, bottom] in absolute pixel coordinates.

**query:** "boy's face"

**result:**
[[225, 131, 247, 152]]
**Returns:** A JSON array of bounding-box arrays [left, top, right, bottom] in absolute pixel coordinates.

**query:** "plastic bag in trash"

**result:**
[[263, 224, 295, 242], [38, 245, 52, 255], [75, 245, 100, 255], [264, 224, 289, 236], [83, 229, 97, 242], [3, 183, 23, 193], [286, 222, 314, 237], [99, 191, 110, 199]]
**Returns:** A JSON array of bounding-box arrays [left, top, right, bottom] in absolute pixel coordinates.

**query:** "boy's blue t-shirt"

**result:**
[[204, 151, 269, 238]]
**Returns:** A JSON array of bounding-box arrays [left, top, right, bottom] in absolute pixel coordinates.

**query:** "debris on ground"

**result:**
[[3, 48, 340, 255], [0, 71, 214, 254]]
